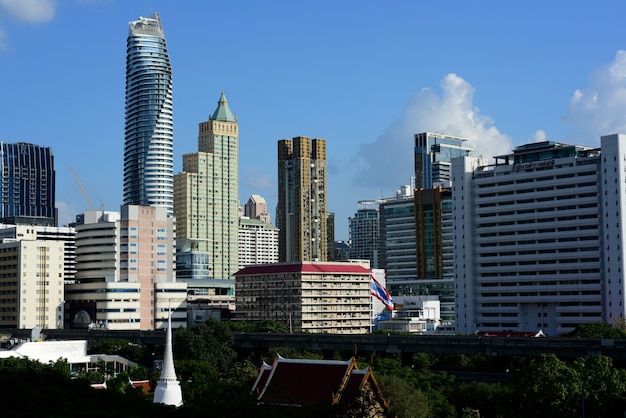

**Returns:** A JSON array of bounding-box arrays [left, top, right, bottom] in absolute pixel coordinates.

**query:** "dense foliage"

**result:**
[[561, 321, 626, 338], [4, 320, 626, 417], [0, 357, 174, 418]]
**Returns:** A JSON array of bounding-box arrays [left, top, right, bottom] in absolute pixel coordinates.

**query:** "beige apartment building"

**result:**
[[235, 261, 373, 333], [174, 92, 239, 300], [0, 240, 65, 329]]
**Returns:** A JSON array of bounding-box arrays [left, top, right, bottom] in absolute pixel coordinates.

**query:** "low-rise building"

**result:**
[[235, 261, 373, 334], [377, 295, 441, 334]]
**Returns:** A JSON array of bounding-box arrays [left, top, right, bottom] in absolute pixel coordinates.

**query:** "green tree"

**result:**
[[506, 353, 581, 417], [89, 338, 146, 363], [573, 355, 626, 417], [377, 373, 432, 418], [174, 318, 237, 373], [175, 359, 219, 405], [561, 321, 626, 338], [372, 354, 455, 417], [263, 346, 324, 361], [254, 320, 289, 333], [451, 381, 509, 418]]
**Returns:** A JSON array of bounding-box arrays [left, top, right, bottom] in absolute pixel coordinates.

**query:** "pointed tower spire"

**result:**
[[210, 91, 236, 122], [153, 305, 183, 407]]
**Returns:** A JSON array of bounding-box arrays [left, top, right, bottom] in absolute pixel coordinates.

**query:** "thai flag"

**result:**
[[370, 276, 394, 310]]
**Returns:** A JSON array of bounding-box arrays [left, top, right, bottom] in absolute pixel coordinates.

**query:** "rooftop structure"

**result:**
[[414, 132, 472, 189]]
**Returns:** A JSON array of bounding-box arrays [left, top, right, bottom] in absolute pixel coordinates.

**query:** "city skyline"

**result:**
[[3, 1, 626, 238]]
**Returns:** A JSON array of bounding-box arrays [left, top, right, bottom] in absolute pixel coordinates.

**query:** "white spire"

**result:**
[[153, 305, 183, 406]]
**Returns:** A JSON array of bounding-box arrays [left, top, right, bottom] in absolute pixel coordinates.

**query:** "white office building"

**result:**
[[238, 217, 279, 269], [453, 134, 626, 336]]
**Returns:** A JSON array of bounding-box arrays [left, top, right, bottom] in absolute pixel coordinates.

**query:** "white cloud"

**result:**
[[56, 200, 77, 227], [0, 0, 56, 22], [564, 50, 626, 144], [0, 27, 7, 51], [351, 73, 513, 190], [521, 129, 548, 145]]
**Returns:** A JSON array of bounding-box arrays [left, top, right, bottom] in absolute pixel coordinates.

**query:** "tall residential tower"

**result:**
[[174, 92, 239, 297], [124, 13, 174, 215], [276, 136, 328, 262]]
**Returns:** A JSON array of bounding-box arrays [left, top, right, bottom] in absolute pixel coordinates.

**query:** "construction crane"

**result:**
[[68, 166, 95, 211]]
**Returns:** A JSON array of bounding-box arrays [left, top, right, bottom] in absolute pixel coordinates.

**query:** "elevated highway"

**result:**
[[4, 329, 626, 361], [232, 333, 626, 361]]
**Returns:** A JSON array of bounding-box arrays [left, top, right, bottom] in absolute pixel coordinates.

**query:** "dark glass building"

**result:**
[[0, 142, 56, 226]]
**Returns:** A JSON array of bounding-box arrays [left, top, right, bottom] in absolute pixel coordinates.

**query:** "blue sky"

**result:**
[[2, 1, 626, 239]]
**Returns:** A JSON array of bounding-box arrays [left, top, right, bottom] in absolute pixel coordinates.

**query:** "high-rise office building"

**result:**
[[379, 185, 416, 294], [349, 200, 382, 269], [276, 136, 328, 262], [452, 135, 626, 336], [174, 92, 238, 296], [0, 142, 56, 226], [244, 194, 270, 223], [377, 183, 456, 327], [412, 132, 471, 326], [414, 187, 455, 324], [124, 13, 174, 215], [414, 132, 472, 189], [238, 217, 279, 269]]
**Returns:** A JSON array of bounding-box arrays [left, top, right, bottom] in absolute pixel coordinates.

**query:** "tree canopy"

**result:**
[[562, 321, 626, 338]]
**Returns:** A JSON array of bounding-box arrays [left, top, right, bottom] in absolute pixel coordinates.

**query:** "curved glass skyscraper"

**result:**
[[124, 13, 174, 215]]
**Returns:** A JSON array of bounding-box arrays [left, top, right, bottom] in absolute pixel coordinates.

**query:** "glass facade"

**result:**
[[414, 132, 472, 189], [124, 13, 174, 215], [349, 203, 381, 269], [0, 142, 56, 226]]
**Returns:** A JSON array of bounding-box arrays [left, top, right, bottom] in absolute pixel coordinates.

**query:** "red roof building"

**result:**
[[251, 355, 389, 416], [235, 261, 374, 333]]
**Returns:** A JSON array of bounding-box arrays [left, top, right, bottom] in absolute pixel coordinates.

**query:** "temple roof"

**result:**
[[250, 355, 389, 414], [252, 356, 356, 406]]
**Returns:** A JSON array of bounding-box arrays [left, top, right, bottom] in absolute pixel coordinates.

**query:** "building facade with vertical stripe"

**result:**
[[0, 142, 56, 226], [277, 136, 328, 262]]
